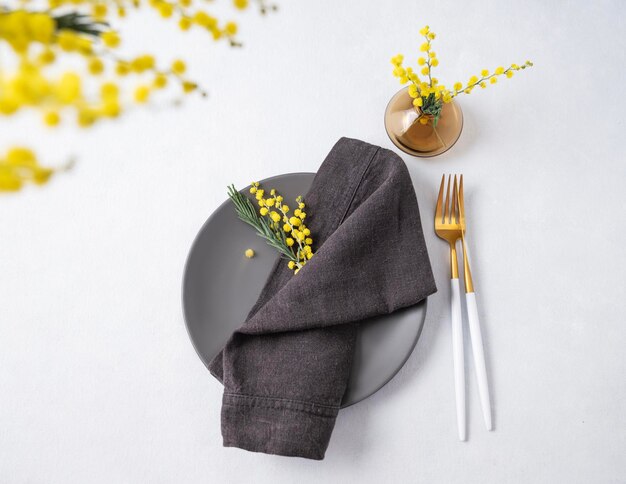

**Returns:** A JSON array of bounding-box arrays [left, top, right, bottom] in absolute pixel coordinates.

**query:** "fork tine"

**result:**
[[452, 175, 459, 223], [444, 174, 451, 223], [458, 174, 465, 225], [435, 174, 445, 223]]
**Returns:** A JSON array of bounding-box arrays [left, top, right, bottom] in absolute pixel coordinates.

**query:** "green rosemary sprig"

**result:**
[[421, 92, 443, 127], [227, 184, 298, 263], [53, 12, 108, 37]]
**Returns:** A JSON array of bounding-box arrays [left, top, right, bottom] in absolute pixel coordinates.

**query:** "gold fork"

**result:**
[[458, 175, 493, 431], [435, 174, 466, 441]]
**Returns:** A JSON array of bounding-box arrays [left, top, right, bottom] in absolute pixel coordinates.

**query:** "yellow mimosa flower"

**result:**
[[43, 111, 60, 126], [270, 211, 281, 222], [179, 18, 192, 31], [172, 59, 187, 74], [225, 22, 238, 36], [389, 24, 532, 111], [154, 74, 168, 89], [88, 58, 104, 75], [102, 31, 120, 48], [134, 85, 150, 103]]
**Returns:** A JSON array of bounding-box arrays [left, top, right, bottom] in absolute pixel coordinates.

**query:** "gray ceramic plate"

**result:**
[[182, 172, 427, 407]]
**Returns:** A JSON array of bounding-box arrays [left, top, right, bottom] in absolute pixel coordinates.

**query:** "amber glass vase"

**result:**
[[384, 86, 463, 158]]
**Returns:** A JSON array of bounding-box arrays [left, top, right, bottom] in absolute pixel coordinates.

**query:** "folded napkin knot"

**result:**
[[210, 137, 436, 459]]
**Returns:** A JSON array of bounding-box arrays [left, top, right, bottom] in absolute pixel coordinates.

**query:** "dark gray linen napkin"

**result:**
[[209, 137, 436, 460]]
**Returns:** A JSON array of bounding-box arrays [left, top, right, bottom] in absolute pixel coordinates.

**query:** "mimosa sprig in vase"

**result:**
[[384, 25, 533, 157]]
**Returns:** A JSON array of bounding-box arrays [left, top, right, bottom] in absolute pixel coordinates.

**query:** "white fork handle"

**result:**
[[450, 278, 466, 441], [466, 292, 493, 431]]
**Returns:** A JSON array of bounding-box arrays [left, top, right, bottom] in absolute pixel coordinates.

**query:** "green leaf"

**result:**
[[53, 12, 108, 37], [227, 184, 299, 263]]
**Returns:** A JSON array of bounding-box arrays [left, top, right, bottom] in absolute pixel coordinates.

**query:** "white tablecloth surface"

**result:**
[[1, 0, 625, 482]]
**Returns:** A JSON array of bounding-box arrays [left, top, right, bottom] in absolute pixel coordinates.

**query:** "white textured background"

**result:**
[[1, 0, 625, 482]]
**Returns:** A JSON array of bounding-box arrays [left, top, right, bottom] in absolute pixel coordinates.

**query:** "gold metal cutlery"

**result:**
[[435, 175, 466, 441], [458, 175, 492, 432], [435, 174, 492, 441]]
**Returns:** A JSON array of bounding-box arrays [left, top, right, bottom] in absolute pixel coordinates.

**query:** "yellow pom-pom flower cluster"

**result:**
[[0, 3, 246, 130], [391, 25, 533, 126], [250, 182, 313, 273], [0, 147, 60, 191], [0, 1, 278, 192]]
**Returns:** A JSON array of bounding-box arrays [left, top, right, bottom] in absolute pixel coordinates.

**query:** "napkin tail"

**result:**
[[221, 393, 339, 460]]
